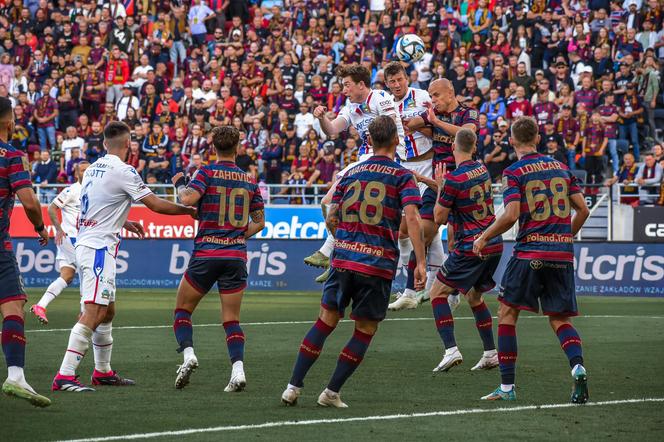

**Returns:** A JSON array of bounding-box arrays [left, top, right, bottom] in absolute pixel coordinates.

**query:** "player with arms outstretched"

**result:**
[[303, 64, 406, 283], [52, 122, 196, 392], [30, 161, 89, 325], [0, 97, 51, 407], [171, 126, 265, 392], [429, 128, 501, 372], [281, 116, 426, 408], [473, 117, 590, 403]]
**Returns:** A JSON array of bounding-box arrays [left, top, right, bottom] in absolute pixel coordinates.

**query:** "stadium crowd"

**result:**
[[0, 0, 663, 204]]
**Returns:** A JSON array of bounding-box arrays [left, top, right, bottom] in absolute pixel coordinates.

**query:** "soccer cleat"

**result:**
[[175, 356, 199, 389], [433, 347, 463, 372], [416, 290, 430, 304], [281, 385, 301, 406], [315, 267, 331, 284], [29, 305, 48, 325], [2, 380, 51, 408], [304, 251, 329, 269], [481, 386, 516, 401], [51, 373, 95, 392], [91, 369, 136, 386], [471, 350, 499, 371], [448, 294, 461, 312], [388, 294, 418, 311], [317, 388, 348, 408], [392, 291, 403, 300], [571, 364, 589, 404], [224, 364, 246, 392]]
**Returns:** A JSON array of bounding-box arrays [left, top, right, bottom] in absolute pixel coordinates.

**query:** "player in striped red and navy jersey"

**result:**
[[473, 117, 590, 403], [171, 126, 265, 393], [0, 97, 51, 407], [428, 128, 503, 374], [281, 116, 426, 408]]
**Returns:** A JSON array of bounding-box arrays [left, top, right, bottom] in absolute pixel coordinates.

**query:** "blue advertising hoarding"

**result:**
[[12, 239, 664, 297]]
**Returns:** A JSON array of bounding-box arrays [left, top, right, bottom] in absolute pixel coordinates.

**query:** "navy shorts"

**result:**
[[184, 258, 248, 295], [321, 268, 392, 321], [420, 187, 437, 221], [437, 252, 500, 295], [499, 257, 578, 316], [0, 251, 26, 305]]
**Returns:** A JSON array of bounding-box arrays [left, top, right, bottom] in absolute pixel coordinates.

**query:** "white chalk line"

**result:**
[[56, 397, 664, 442]]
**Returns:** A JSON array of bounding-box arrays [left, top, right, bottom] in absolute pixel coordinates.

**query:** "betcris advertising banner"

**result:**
[[11, 239, 664, 297]]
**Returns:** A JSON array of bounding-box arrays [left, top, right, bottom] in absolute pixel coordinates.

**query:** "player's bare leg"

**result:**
[[317, 319, 378, 408], [31, 266, 75, 326], [304, 184, 337, 281], [1, 300, 51, 407], [220, 290, 247, 392], [549, 315, 588, 404], [481, 303, 519, 401], [429, 279, 463, 372], [464, 289, 498, 370], [173, 277, 205, 389], [282, 307, 340, 406]]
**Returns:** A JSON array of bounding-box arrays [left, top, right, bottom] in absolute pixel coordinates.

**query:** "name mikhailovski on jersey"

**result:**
[[200, 235, 246, 245], [334, 240, 385, 257], [348, 163, 400, 176], [517, 161, 565, 175]]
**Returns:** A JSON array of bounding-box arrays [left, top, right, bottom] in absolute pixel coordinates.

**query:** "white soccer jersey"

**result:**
[[338, 89, 406, 160], [393, 87, 433, 159], [77, 154, 152, 251], [52, 182, 81, 238]]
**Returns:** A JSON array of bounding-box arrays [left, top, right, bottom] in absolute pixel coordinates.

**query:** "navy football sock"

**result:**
[[173, 309, 193, 352], [327, 328, 373, 393], [498, 324, 517, 385], [406, 252, 416, 291], [2, 315, 25, 368], [223, 321, 245, 364], [432, 297, 456, 349], [471, 301, 495, 351], [290, 318, 335, 388], [556, 323, 584, 368]]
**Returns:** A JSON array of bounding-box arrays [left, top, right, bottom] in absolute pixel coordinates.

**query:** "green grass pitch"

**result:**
[[2, 290, 664, 441]]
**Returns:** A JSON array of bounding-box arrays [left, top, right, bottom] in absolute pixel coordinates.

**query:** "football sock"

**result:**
[[405, 251, 416, 292], [471, 302, 495, 351], [173, 309, 193, 353], [556, 323, 584, 368], [2, 316, 25, 370], [290, 318, 335, 388], [223, 321, 245, 364], [432, 297, 456, 349], [59, 323, 92, 376], [398, 237, 413, 269], [327, 328, 373, 393], [426, 231, 445, 291], [38, 277, 68, 308], [319, 234, 335, 258], [92, 322, 113, 373], [498, 324, 517, 385]]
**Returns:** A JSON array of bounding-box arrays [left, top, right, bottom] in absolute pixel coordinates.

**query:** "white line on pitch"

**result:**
[[56, 397, 664, 442], [24, 314, 664, 334]]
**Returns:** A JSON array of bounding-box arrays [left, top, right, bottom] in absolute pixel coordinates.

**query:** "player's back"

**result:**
[[0, 142, 31, 247], [331, 155, 421, 279], [502, 152, 581, 262], [188, 161, 262, 261], [440, 160, 502, 256]]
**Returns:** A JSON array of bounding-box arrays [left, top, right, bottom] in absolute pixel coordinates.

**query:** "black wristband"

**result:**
[[35, 224, 45, 233], [174, 176, 186, 188]]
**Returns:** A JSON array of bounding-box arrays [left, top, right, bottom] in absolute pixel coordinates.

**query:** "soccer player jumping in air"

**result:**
[[281, 116, 426, 408], [171, 126, 265, 392], [473, 117, 590, 403]]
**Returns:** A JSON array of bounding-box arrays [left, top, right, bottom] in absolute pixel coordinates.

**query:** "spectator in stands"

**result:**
[[606, 153, 640, 205], [636, 154, 663, 204], [60, 126, 85, 173], [34, 83, 58, 151], [618, 83, 644, 160], [147, 145, 171, 184], [32, 150, 58, 203]]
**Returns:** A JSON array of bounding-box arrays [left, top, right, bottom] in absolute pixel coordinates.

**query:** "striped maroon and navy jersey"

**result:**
[[331, 155, 421, 280], [502, 152, 581, 262], [0, 142, 32, 251], [188, 160, 264, 261], [438, 160, 503, 257], [422, 104, 478, 171]]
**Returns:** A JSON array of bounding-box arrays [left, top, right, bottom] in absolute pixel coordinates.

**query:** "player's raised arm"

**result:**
[[140, 193, 196, 217], [314, 105, 347, 137], [172, 171, 202, 207]]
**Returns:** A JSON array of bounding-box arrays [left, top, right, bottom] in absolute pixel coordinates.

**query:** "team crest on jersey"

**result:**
[[468, 110, 479, 119], [530, 260, 544, 270], [101, 289, 111, 300]]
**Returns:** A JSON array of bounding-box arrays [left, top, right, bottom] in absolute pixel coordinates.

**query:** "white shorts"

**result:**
[[56, 237, 77, 271], [402, 157, 433, 196], [76, 245, 117, 306]]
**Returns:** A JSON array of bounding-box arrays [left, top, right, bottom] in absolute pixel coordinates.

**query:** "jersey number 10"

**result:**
[[217, 186, 250, 228]]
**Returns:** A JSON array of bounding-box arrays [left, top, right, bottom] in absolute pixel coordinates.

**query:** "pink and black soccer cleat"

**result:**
[[29, 305, 48, 325], [52, 373, 95, 392], [91, 370, 136, 386]]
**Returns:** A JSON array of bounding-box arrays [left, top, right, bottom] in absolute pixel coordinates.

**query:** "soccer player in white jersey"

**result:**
[[30, 162, 89, 325], [382, 61, 447, 310], [303, 64, 406, 282], [51, 122, 196, 392]]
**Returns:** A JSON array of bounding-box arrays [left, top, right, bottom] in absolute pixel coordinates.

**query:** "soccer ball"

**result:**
[[396, 34, 426, 63]]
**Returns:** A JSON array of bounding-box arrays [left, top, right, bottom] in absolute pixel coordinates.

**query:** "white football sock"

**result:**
[[398, 237, 413, 268], [59, 323, 93, 376], [501, 384, 514, 392], [38, 277, 68, 308], [7, 366, 26, 384], [402, 288, 417, 298], [183, 347, 195, 361], [426, 231, 445, 291], [319, 234, 335, 258], [92, 322, 113, 373]]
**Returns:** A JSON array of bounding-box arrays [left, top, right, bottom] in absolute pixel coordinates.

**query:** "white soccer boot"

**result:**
[[433, 347, 463, 372], [388, 291, 418, 311], [224, 361, 247, 392], [317, 388, 348, 408], [175, 354, 199, 389], [281, 384, 301, 406], [471, 350, 499, 371]]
